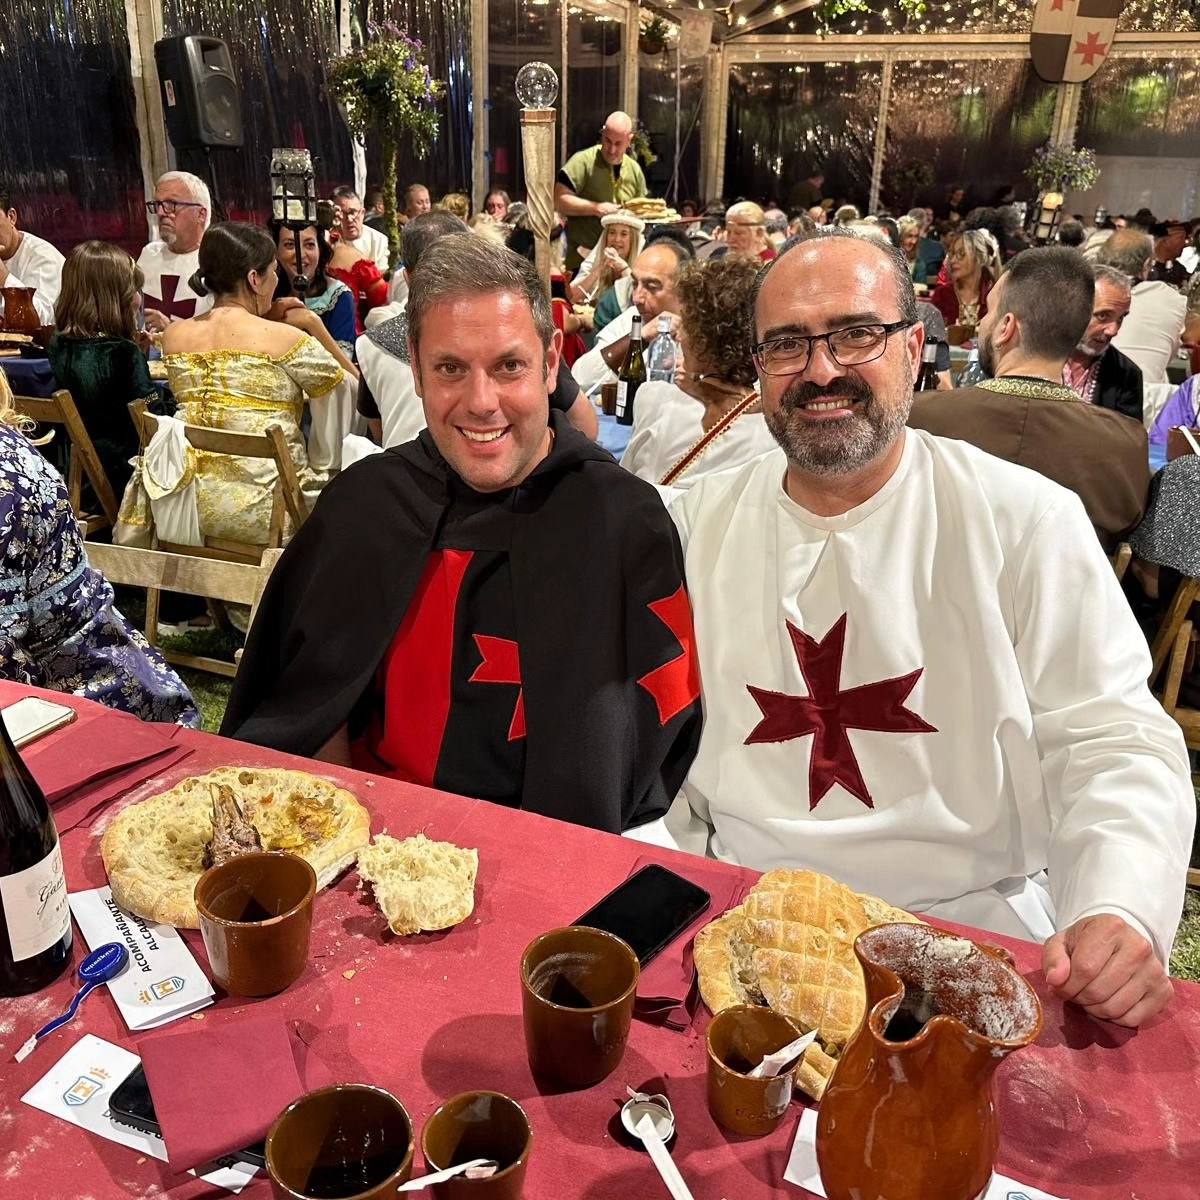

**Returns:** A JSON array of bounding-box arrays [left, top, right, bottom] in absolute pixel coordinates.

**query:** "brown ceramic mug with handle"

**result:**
[[266, 1084, 414, 1199], [520, 926, 639, 1090], [421, 1090, 532, 1198], [195, 851, 316, 997], [706, 1004, 802, 1136]]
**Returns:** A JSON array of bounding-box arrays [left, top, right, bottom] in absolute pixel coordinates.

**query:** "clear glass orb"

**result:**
[[515, 61, 559, 109]]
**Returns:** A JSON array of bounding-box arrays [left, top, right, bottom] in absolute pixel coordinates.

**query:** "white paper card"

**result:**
[[784, 1108, 1067, 1200], [21, 1034, 258, 1194], [69, 887, 213, 1029]]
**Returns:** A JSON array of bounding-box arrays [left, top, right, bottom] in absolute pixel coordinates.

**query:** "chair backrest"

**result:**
[[13, 389, 119, 532], [86, 543, 283, 631], [129, 402, 308, 546]]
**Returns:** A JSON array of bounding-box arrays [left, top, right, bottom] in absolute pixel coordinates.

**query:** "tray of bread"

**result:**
[[693, 868, 923, 1100], [622, 196, 682, 224]]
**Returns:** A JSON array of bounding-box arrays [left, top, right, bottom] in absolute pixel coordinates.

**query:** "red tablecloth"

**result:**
[[2, 683, 1198, 1199]]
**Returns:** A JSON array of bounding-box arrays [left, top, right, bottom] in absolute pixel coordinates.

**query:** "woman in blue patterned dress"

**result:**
[[270, 221, 358, 365], [0, 370, 198, 725]]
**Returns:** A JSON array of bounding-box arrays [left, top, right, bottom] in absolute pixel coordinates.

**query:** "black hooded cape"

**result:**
[[221, 414, 702, 833]]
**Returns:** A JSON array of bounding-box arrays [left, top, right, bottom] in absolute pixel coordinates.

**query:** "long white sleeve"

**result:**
[[6, 234, 64, 324], [571, 304, 636, 394], [1011, 492, 1194, 959]]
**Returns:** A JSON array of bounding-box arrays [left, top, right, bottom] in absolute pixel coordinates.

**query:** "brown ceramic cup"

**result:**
[[600, 381, 618, 416], [194, 851, 316, 997], [265, 1084, 414, 1199], [520, 926, 640, 1090], [421, 1091, 532, 1198], [706, 1005, 802, 1137]]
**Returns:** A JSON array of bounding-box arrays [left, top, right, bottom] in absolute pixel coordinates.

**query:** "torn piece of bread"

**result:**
[[356, 833, 478, 935]]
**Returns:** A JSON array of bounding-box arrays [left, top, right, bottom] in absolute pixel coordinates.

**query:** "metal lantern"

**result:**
[[270, 148, 317, 291], [1033, 191, 1064, 245]]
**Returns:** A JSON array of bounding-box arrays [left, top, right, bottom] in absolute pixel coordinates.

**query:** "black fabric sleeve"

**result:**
[[549, 357, 580, 413], [556, 168, 577, 192], [357, 372, 381, 420]]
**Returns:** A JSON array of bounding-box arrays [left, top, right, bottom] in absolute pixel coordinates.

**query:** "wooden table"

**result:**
[[3, 684, 1198, 1198]]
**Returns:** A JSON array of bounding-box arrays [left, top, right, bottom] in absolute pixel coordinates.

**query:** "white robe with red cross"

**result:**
[[652, 429, 1194, 959]]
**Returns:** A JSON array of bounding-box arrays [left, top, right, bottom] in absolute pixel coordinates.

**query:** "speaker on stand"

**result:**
[[153, 35, 243, 221]]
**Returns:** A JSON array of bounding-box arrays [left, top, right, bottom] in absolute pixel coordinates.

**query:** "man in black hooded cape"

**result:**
[[222, 395, 702, 837]]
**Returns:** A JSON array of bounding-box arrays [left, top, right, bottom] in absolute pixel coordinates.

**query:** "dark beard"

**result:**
[[978, 329, 995, 378], [765, 373, 910, 476]]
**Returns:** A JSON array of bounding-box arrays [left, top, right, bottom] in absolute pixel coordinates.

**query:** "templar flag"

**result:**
[[1030, 0, 1123, 84]]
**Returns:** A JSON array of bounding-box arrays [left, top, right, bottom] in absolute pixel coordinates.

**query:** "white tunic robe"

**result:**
[[656, 430, 1193, 958], [136, 241, 213, 322], [4, 232, 65, 323]]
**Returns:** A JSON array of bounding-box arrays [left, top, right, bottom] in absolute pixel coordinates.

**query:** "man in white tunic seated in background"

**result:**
[[623, 254, 775, 489], [138, 171, 213, 332], [0, 184, 65, 324], [657, 227, 1194, 1028]]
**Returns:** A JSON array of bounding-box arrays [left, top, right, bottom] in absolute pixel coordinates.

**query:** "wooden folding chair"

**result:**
[[1149, 575, 1200, 690], [128, 402, 308, 672], [13, 389, 119, 536], [1154, 618, 1200, 888], [1110, 542, 1132, 584], [87, 543, 283, 678]]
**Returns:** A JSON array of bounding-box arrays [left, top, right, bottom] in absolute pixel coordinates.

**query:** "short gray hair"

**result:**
[[407, 234, 555, 352], [1092, 262, 1133, 295], [157, 171, 212, 229], [1095, 230, 1155, 281], [753, 226, 919, 336]]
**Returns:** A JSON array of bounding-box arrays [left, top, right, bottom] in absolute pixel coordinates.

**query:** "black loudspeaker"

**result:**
[[154, 35, 243, 149]]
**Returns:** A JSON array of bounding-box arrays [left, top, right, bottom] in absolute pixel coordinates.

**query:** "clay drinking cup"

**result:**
[[195, 851, 315, 997], [706, 1004, 802, 1136], [421, 1091, 532, 1198], [520, 926, 639, 1089], [265, 1084, 414, 1199]]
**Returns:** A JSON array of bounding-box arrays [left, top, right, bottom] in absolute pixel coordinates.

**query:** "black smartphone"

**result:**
[[574, 863, 711, 966], [109, 1065, 266, 1168]]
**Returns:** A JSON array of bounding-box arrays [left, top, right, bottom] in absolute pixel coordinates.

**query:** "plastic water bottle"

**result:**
[[645, 331, 680, 383]]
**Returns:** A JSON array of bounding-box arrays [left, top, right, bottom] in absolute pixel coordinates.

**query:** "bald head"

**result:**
[[600, 112, 635, 166], [1096, 229, 1155, 281]]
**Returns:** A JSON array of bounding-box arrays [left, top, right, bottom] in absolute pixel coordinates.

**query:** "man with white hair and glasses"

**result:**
[[650, 227, 1193, 1031], [138, 170, 213, 331]]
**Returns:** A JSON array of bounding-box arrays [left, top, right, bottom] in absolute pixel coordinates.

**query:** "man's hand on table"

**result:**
[[1043, 914, 1172, 1027]]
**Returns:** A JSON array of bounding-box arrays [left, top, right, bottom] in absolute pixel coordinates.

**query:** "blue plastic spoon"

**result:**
[[13, 942, 129, 1062]]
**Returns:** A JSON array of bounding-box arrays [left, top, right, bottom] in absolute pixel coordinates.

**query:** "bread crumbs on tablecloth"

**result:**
[[343, 969, 356, 980], [190, 1013, 205, 1020]]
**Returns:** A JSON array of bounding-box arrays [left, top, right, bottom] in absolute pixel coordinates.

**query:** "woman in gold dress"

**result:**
[[159, 223, 350, 544]]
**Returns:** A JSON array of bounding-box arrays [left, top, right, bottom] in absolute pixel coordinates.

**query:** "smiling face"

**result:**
[[605, 223, 635, 260], [410, 290, 561, 492], [275, 226, 319, 284], [755, 238, 921, 480]]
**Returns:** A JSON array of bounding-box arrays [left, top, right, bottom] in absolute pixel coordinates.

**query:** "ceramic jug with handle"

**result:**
[[1, 287, 40, 332], [816, 922, 1043, 1200]]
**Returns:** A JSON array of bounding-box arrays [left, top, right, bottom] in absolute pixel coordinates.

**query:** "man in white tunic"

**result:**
[[137, 171, 213, 331], [333, 186, 391, 273], [0, 186, 65, 324], [662, 229, 1193, 1028]]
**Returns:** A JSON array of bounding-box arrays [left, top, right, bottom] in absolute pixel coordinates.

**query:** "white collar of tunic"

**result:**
[[774, 429, 917, 533]]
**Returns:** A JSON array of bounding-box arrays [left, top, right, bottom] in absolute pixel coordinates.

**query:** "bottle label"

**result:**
[[615, 380, 629, 418], [1, 841, 70, 962]]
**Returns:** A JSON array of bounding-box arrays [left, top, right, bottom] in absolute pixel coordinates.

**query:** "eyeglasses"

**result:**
[[752, 320, 914, 376], [146, 200, 204, 216]]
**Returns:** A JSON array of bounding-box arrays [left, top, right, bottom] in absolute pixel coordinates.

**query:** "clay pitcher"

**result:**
[[816, 922, 1042, 1200], [1, 287, 39, 332]]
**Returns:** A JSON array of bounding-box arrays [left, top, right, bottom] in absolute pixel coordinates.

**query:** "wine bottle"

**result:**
[[916, 340, 940, 392], [0, 712, 72, 996], [615, 312, 647, 427]]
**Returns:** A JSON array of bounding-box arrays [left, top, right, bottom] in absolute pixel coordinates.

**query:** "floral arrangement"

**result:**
[[640, 15, 671, 54], [631, 123, 657, 169], [815, 0, 926, 34], [1025, 143, 1101, 194], [328, 22, 443, 269]]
